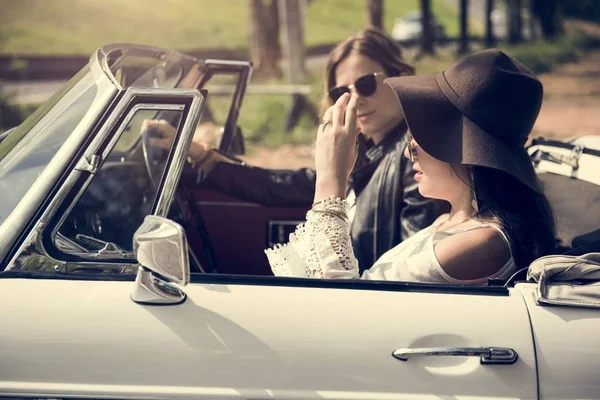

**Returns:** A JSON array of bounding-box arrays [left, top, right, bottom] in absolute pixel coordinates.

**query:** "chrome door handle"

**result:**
[[392, 347, 518, 365]]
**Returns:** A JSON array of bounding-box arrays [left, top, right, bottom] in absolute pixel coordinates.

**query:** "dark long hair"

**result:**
[[321, 28, 415, 114], [471, 166, 557, 268]]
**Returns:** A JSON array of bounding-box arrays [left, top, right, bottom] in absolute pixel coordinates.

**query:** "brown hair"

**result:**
[[321, 28, 416, 114], [471, 166, 557, 269]]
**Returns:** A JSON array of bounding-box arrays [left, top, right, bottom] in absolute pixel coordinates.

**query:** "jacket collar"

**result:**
[[349, 120, 408, 193], [363, 120, 408, 162]]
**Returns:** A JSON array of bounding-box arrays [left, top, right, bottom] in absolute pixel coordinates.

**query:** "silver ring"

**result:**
[[321, 120, 332, 130]]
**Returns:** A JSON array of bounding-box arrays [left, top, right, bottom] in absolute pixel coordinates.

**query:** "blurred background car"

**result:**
[[391, 10, 447, 42]]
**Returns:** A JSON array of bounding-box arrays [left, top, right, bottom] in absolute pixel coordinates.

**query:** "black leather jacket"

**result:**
[[198, 122, 448, 271]]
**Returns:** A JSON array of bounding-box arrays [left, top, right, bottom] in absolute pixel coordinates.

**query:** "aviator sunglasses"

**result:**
[[328, 72, 385, 102]]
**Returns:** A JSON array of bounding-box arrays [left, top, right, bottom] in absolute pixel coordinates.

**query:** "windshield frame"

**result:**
[[0, 67, 99, 225], [0, 50, 119, 263]]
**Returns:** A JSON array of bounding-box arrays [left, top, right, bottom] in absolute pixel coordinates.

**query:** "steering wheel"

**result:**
[[141, 126, 170, 188], [58, 163, 153, 252]]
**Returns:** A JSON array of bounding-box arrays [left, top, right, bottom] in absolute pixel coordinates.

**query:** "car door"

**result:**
[[186, 64, 310, 276], [179, 278, 538, 399], [0, 276, 537, 399]]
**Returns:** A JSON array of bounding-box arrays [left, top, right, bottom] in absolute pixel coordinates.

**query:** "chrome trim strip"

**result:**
[[65, 261, 137, 274], [205, 59, 252, 67], [155, 91, 205, 217], [92, 47, 122, 90], [99, 103, 184, 161], [196, 201, 260, 208]]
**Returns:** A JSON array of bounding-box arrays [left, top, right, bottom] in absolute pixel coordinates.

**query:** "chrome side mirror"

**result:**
[[131, 215, 190, 305]]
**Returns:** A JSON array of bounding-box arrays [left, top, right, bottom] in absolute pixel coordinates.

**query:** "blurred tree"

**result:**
[[560, 0, 600, 22], [420, 0, 435, 55], [279, 0, 317, 132], [458, 0, 469, 54], [515, 0, 523, 39], [366, 0, 383, 30], [528, 0, 538, 40], [249, 0, 282, 77], [485, 0, 495, 46], [279, 0, 305, 81], [506, 0, 524, 43], [532, 0, 562, 39]]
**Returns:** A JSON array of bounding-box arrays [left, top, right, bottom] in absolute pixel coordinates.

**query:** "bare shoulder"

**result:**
[[434, 227, 511, 281]]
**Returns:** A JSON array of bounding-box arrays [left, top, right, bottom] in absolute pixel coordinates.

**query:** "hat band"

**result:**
[[435, 72, 522, 147]]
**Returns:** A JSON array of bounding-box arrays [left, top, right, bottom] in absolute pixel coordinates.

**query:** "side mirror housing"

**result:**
[[131, 215, 190, 305]]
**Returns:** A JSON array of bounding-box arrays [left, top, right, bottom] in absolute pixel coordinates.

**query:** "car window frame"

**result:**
[[186, 271, 511, 296], [2, 87, 206, 274], [48, 102, 187, 259]]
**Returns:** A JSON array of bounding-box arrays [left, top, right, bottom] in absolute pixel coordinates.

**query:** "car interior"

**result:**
[[39, 49, 600, 287]]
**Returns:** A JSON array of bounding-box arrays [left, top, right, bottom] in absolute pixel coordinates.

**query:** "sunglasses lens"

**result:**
[[354, 74, 377, 97], [329, 87, 349, 102]]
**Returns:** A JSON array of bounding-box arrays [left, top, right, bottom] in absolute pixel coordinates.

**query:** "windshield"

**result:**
[[0, 67, 99, 225], [106, 48, 198, 90]]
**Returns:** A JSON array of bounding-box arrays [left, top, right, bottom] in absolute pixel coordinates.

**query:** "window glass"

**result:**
[[54, 105, 183, 256], [197, 72, 240, 150]]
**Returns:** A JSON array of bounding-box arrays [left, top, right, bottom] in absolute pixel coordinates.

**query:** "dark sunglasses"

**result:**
[[328, 72, 384, 102]]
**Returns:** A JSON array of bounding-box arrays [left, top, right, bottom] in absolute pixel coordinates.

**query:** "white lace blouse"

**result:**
[[265, 203, 517, 284]]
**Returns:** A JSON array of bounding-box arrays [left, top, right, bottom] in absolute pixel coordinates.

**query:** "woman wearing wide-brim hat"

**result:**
[[266, 49, 558, 284]]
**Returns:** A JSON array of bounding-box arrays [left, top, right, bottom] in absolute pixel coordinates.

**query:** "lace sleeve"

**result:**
[[265, 197, 360, 279]]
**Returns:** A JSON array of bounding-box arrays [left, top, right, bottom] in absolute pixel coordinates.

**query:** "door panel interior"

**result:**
[[188, 187, 308, 275]]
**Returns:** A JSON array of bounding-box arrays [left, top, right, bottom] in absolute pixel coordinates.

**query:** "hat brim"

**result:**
[[385, 74, 541, 193]]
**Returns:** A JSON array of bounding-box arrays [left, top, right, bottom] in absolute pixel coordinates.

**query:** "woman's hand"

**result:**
[[314, 92, 359, 202], [142, 119, 211, 163]]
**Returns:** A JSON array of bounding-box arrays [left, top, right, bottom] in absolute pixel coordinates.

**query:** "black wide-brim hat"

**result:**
[[385, 49, 543, 192]]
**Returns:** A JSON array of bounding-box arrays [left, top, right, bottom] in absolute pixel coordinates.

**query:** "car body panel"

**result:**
[[0, 278, 537, 399], [516, 284, 600, 400]]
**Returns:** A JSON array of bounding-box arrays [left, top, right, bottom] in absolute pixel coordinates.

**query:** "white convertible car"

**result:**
[[0, 44, 599, 400]]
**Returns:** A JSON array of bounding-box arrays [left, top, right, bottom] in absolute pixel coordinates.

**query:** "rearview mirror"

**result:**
[[131, 215, 190, 305]]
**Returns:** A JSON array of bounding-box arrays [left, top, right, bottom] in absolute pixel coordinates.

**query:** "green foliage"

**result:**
[[501, 31, 600, 74], [3, 0, 597, 147], [0, 0, 469, 54], [230, 71, 324, 148], [561, 0, 600, 23], [0, 92, 28, 133]]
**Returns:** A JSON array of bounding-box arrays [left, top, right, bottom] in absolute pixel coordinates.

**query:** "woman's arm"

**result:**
[[267, 93, 362, 278], [266, 199, 360, 278]]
